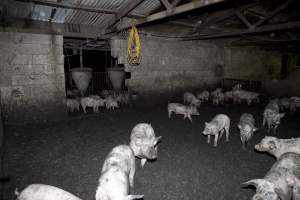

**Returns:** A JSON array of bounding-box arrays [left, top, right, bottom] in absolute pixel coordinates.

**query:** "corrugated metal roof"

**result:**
[[5, 0, 161, 27]]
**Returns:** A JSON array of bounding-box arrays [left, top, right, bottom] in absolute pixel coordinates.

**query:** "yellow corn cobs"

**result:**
[[127, 25, 141, 66]]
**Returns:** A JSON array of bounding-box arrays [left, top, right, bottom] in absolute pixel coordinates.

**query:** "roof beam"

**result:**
[[235, 11, 253, 29], [253, 0, 294, 27], [104, 0, 145, 30], [15, 0, 146, 19], [106, 0, 226, 34], [187, 21, 300, 40], [160, 0, 173, 11]]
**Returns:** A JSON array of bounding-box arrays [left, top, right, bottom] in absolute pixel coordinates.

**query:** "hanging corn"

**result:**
[[127, 25, 141, 66]]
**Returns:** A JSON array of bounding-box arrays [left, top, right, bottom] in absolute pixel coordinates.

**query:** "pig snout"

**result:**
[[146, 147, 158, 160]]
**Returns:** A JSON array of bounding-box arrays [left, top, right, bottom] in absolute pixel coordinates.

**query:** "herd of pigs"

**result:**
[[64, 89, 130, 113], [15, 84, 300, 200]]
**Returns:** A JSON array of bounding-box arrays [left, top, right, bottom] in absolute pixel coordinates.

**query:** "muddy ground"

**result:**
[[1, 102, 300, 200]]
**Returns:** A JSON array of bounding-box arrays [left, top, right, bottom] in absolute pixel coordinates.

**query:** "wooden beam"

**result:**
[[235, 11, 253, 29], [160, 0, 172, 10], [169, 20, 197, 28], [171, 0, 183, 7], [187, 21, 300, 40], [15, 0, 145, 19], [104, 0, 145, 30], [253, 0, 294, 27], [108, 0, 226, 34]]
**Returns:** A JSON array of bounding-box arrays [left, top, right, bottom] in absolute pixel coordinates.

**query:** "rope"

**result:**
[[127, 25, 141, 66]]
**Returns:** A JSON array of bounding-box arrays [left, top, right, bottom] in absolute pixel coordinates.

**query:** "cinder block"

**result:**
[[11, 54, 32, 65], [0, 75, 12, 86], [33, 55, 48, 64], [12, 75, 27, 86]]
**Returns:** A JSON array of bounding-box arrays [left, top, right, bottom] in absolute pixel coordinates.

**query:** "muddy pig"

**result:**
[[168, 103, 199, 122], [202, 114, 230, 147], [237, 113, 258, 149], [254, 136, 300, 159], [243, 152, 300, 200], [96, 145, 144, 200], [129, 123, 162, 168], [263, 100, 285, 134]]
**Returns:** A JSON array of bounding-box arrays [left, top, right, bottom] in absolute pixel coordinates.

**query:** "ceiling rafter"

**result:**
[[103, 0, 146, 31], [187, 21, 300, 40], [15, 0, 146, 19], [105, 0, 226, 35]]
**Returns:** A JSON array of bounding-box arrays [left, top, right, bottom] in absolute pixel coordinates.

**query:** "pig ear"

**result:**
[[274, 187, 291, 200], [237, 124, 242, 130], [156, 136, 162, 143], [280, 113, 285, 118], [242, 179, 264, 189], [124, 194, 144, 200], [253, 127, 259, 132], [205, 122, 209, 126]]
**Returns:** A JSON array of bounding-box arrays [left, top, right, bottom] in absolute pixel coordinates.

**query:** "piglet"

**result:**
[[168, 103, 199, 122]]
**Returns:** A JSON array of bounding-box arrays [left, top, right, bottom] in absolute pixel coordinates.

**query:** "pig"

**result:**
[[232, 84, 242, 90], [129, 123, 162, 167], [224, 91, 233, 102], [104, 97, 120, 110], [290, 96, 300, 112], [80, 97, 103, 113], [197, 90, 210, 102], [242, 152, 300, 200], [237, 113, 258, 149], [64, 98, 80, 112], [279, 98, 291, 111], [96, 145, 144, 200], [211, 88, 222, 99], [114, 92, 130, 106], [232, 90, 259, 105], [212, 92, 224, 105], [183, 92, 201, 107], [202, 114, 230, 147], [263, 100, 285, 134], [168, 103, 199, 122], [286, 174, 300, 200], [15, 184, 82, 200], [254, 136, 300, 159]]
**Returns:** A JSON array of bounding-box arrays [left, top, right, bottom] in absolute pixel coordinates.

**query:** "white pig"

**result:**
[[202, 114, 230, 147], [254, 136, 300, 159], [242, 152, 300, 200], [15, 184, 82, 200], [64, 98, 80, 112], [96, 145, 144, 200], [129, 123, 162, 167], [104, 97, 120, 110], [183, 92, 201, 107], [168, 103, 199, 122], [80, 97, 103, 113], [212, 92, 224, 105], [197, 90, 210, 102], [237, 113, 258, 149]]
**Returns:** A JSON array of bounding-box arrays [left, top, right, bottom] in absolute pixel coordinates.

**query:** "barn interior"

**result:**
[[0, 0, 300, 200]]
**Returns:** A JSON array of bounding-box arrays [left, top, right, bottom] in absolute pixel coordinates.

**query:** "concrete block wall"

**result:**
[[111, 36, 280, 104], [111, 36, 224, 103], [0, 31, 66, 123]]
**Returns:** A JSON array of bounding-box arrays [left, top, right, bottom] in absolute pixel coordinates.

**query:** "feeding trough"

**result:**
[[107, 66, 125, 90], [70, 67, 93, 96]]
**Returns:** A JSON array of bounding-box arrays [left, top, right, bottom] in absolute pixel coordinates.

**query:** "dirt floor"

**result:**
[[1, 102, 300, 200]]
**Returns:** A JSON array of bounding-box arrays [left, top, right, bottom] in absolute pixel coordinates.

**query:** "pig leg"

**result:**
[[225, 125, 230, 142], [168, 110, 172, 118], [207, 135, 211, 144], [187, 115, 193, 122], [214, 134, 219, 147], [82, 105, 87, 113], [262, 116, 266, 128], [141, 158, 147, 168], [129, 158, 135, 189], [219, 129, 224, 139]]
